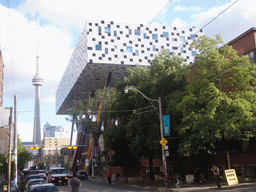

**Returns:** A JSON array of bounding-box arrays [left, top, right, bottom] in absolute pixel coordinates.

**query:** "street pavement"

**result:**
[[85, 176, 256, 192]]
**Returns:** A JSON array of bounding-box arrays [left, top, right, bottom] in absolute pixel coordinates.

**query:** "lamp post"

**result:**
[[124, 87, 168, 185]]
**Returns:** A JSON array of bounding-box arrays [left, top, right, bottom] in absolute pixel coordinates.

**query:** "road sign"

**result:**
[[160, 137, 168, 147]]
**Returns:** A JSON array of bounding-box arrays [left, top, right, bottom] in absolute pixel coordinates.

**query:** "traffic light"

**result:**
[[66, 146, 78, 149], [29, 146, 41, 149]]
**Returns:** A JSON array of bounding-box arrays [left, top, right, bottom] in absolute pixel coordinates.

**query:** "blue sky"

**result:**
[[0, 0, 255, 142]]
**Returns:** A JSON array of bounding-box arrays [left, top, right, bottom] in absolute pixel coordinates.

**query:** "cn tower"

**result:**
[[32, 49, 43, 146]]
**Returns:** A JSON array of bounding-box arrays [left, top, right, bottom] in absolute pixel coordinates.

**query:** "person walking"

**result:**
[[107, 170, 112, 184], [70, 173, 81, 192], [211, 165, 221, 189]]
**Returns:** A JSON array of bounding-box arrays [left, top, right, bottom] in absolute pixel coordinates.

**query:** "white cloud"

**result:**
[[171, 18, 188, 28], [17, 0, 170, 30], [0, 5, 73, 101], [190, 0, 256, 43], [18, 121, 33, 142], [173, 5, 202, 12]]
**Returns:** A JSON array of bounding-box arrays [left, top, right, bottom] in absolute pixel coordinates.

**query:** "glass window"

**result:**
[[192, 51, 197, 56], [152, 34, 158, 40], [163, 32, 169, 38], [98, 27, 101, 33], [95, 44, 102, 51], [114, 31, 117, 36], [143, 33, 147, 39], [180, 47, 184, 53], [129, 29, 132, 35], [190, 34, 196, 40], [105, 48, 108, 54], [114, 45, 117, 49], [135, 29, 140, 36], [246, 51, 255, 64], [105, 27, 111, 34], [153, 45, 156, 51], [127, 46, 132, 52], [180, 36, 185, 42], [135, 50, 139, 56]]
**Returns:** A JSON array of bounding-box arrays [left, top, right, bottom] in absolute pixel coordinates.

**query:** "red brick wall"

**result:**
[[0, 47, 3, 107], [229, 30, 256, 56]]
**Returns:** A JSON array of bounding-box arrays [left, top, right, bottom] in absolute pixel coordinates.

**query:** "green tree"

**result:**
[[175, 35, 256, 156], [105, 49, 188, 179], [17, 135, 32, 171]]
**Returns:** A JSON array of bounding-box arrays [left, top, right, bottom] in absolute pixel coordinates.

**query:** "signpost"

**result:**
[[225, 169, 238, 186], [160, 137, 168, 147]]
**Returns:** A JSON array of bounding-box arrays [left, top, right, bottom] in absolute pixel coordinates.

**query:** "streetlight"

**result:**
[[124, 87, 168, 185]]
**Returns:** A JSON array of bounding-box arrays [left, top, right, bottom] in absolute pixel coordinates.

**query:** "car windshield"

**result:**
[[27, 176, 41, 181], [28, 180, 45, 187], [30, 186, 58, 192], [52, 169, 66, 174]]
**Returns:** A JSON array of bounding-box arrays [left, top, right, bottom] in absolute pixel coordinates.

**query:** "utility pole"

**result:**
[[7, 107, 13, 192], [13, 95, 18, 189]]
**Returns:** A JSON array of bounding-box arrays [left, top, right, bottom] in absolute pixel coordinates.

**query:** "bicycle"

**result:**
[[175, 176, 182, 189]]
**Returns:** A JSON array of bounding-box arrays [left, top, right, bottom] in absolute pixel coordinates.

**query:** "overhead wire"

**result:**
[[174, 0, 240, 53]]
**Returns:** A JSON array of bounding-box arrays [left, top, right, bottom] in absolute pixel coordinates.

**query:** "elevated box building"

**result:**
[[56, 20, 203, 115]]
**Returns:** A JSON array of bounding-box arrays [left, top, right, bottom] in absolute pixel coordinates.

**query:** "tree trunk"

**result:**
[[148, 153, 154, 180], [226, 151, 231, 169]]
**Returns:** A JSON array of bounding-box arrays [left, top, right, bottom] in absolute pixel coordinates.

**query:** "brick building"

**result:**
[[0, 45, 4, 107], [227, 27, 256, 64]]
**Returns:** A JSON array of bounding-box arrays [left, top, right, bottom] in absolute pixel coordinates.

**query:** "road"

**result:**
[[56, 179, 153, 192], [55, 180, 256, 192]]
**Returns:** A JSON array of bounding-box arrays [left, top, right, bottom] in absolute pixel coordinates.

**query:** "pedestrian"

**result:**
[[211, 165, 221, 189], [106, 170, 112, 184], [70, 172, 81, 192], [115, 171, 120, 184]]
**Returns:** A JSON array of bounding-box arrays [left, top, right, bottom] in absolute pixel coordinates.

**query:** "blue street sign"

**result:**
[[162, 115, 170, 136]]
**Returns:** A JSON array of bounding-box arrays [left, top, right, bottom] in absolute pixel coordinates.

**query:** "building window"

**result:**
[[163, 32, 169, 38], [190, 34, 196, 40], [114, 31, 117, 36], [153, 45, 156, 51], [98, 27, 101, 34], [129, 29, 132, 35], [180, 47, 184, 53], [192, 51, 197, 56], [152, 34, 158, 40], [135, 29, 140, 35], [105, 48, 108, 54], [127, 46, 132, 52], [180, 36, 185, 42], [105, 27, 110, 33], [245, 50, 255, 64], [95, 44, 102, 51], [143, 33, 147, 39], [135, 50, 139, 56]]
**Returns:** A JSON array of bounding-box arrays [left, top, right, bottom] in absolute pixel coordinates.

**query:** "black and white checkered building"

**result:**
[[56, 20, 203, 114]]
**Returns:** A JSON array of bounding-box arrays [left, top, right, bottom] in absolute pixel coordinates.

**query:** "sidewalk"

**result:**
[[89, 176, 256, 191]]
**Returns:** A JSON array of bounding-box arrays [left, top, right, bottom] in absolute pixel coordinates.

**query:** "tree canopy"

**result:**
[[173, 35, 256, 155]]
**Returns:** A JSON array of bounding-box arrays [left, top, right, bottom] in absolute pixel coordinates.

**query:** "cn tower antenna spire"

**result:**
[[36, 45, 39, 75]]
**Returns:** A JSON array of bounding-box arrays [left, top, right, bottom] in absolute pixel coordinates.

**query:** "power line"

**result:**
[[175, 0, 240, 52]]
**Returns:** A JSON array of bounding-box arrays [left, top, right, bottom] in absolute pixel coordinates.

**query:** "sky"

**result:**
[[0, 0, 255, 142]]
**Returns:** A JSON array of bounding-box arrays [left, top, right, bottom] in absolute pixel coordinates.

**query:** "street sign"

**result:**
[[160, 137, 168, 147]]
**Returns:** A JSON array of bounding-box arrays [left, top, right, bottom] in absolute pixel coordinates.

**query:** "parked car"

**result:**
[[48, 167, 68, 185], [21, 175, 42, 192], [67, 171, 73, 178], [37, 170, 47, 180], [25, 179, 46, 191], [76, 170, 88, 180], [25, 183, 58, 192]]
